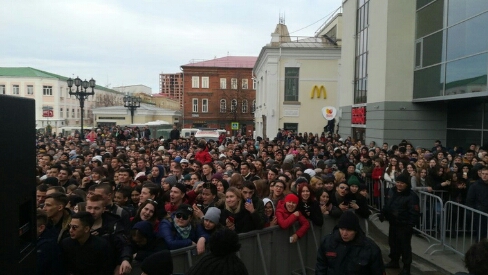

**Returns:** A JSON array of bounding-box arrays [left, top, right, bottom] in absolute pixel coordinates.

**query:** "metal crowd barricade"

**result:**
[[416, 191, 445, 254], [169, 216, 343, 275], [443, 201, 488, 256]]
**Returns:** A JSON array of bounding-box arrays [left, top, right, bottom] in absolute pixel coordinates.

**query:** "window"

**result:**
[[77, 109, 80, 118], [67, 87, 70, 98], [242, 79, 248, 89], [220, 78, 227, 89], [220, 99, 226, 113], [60, 108, 63, 118], [231, 78, 238, 89], [231, 99, 237, 112], [192, 98, 198, 112], [253, 79, 256, 90], [192, 77, 199, 88], [27, 85, 33, 95], [202, 99, 208, 113], [242, 100, 248, 113], [354, 0, 369, 104], [251, 100, 256, 113], [202, 77, 209, 88], [12, 85, 19, 95], [66, 108, 69, 118], [0, 85, 4, 94], [71, 109, 75, 118], [284, 68, 299, 101], [43, 86, 53, 96]]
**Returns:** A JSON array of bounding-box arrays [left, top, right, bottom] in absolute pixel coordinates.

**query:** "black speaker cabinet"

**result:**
[[0, 95, 36, 274]]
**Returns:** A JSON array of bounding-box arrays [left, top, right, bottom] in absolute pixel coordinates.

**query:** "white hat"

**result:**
[[158, 146, 165, 151], [219, 154, 226, 159], [91, 156, 103, 163], [304, 169, 316, 177], [180, 159, 189, 164]]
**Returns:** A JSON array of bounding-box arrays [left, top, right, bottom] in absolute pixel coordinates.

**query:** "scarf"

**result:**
[[175, 223, 192, 239]]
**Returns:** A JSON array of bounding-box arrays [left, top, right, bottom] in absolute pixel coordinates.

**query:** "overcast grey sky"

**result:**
[[0, 0, 342, 92]]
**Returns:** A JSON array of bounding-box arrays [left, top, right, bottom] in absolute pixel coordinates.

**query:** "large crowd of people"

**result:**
[[34, 125, 488, 274]]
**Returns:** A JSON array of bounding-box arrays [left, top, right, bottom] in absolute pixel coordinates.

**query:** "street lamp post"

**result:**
[[67, 77, 96, 138], [123, 95, 141, 124]]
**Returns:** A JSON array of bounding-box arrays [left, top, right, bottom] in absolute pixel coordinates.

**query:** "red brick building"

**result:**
[[181, 56, 257, 136]]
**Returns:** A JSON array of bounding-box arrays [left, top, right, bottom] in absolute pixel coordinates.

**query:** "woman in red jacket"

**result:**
[[371, 158, 385, 209], [276, 194, 310, 243]]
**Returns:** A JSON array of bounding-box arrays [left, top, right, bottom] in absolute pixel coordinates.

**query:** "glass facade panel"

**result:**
[[445, 53, 487, 95], [448, 0, 488, 26], [422, 31, 444, 66], [446, 12, 488, 61], [413, 64, 444, 98], [417, 0, 435, 10], [446, 129, 482, 149], [416, 0, 444, 39], [354, 0, 369, 104], [483, 102, 488, 129], [416, 41, 422, 68], [447, 100, 482, 129]]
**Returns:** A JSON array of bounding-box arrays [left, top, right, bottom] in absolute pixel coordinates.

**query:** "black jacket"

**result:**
[[298, 200, 324, 227], [220, 196, 265, 234], [92, 212, 132, 266], [60, 235, 113, 275], [382, 186, 420, 226], [37, 228, 64, 275], [315, 227, 385, 275]]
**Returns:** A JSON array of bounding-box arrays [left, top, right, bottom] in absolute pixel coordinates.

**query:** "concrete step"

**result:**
[[367, 219, 453, 275]]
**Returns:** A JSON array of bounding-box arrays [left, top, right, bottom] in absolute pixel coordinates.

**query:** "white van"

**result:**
[[194, 129, 219, 142], [180, 128, 199, 138]]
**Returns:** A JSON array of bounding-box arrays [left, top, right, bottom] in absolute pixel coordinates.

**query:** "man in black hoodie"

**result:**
[[379, 173, 420, 275]]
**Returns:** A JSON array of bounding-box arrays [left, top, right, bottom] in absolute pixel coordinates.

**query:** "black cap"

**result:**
[[395, 174, 410, 185], [338, 211, 360, 232]]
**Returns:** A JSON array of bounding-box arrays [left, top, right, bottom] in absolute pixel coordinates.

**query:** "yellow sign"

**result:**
[[310, 85, 327, 99], [231, 122, 239, 130]]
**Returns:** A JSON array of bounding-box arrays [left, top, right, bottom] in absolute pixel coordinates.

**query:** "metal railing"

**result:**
[[443, 201, 488, 256], [169, 216, 340, 275]]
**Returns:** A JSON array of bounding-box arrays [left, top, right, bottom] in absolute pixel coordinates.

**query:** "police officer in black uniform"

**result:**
[[315, 211, 385, 275], [379, 173, 420, 275]]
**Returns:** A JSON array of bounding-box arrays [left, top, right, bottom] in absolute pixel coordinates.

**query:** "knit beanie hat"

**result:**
[[211, 173, 223, 182], [132, 221, 155, 239], [395, 174, 410, 185], [338, 211, 360, 232], [295, 177, 308, 186], [347, 175, 360, 187], [140, 250, 173, 275], [183, 174, 192, 181], [204, 207, 221, 224], [284, 194, 299, 204], [164, 176, 178, 187], [173, 182, 187, 195], [185, 228, 248, 275]]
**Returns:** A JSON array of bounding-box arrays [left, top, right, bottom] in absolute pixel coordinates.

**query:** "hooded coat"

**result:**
[[275, 200, 310, 238], [262, 198, 275, 227]]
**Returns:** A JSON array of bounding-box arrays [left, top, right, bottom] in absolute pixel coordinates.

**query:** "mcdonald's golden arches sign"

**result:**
[[310, 85, 327, 99]]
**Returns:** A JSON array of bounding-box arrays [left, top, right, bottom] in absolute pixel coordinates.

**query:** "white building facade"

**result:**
[[253, 21, 341, 139], [0, 67, 124, 133]]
